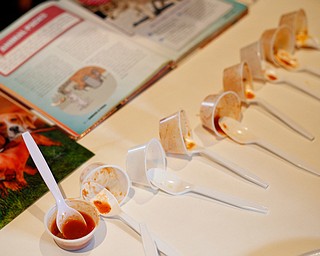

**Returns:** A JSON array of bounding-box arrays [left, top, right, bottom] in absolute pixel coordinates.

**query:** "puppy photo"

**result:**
[[0, 95, 61, 196]]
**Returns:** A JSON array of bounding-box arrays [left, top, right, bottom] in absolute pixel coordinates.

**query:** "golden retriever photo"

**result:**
[[0, 95, 61, 196]]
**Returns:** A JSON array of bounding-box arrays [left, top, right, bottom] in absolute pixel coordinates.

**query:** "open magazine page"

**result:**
[[62, 0, 248, 62], [0, 1, 170, 139]]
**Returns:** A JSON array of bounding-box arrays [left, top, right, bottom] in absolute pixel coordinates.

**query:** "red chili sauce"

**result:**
[[214, 115, 224, 135], [93, 200, 111, 214], [50, 211, 95, 239], [245, 90, 255, 99]]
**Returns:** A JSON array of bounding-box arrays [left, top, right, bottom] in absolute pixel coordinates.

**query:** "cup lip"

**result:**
[[177, 109, 193, 156], [210, 91, 241, 138], [79, 162, 105, 185], [264, 25, 295, 66], [241, 61, 254, 97], [80, 164, 131, 206], [44, 198, 100, 245]]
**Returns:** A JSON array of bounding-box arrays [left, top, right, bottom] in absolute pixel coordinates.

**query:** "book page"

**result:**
[[0, 2, 169, 138], [61, 0, 247, 61], [112, 0, 232, 51]]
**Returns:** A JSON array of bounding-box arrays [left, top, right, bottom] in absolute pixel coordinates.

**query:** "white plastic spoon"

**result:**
[[245, 91, 313, 140], [240, 41, 320, 101], [22, 132, 87, 236], [81, 182, 180, 256], [260, 25, 320, 77], [223, 62, 314, 140], [184, 137, 268, 189], [218, 117, 320, 176], [147, 168, 268, 214], [139, 222, 159, 256], [161, 109, 268, 189], [264, 66, 320, 101]]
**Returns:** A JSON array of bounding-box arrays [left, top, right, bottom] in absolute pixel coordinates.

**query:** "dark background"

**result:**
[[1, 0, 47, 31]]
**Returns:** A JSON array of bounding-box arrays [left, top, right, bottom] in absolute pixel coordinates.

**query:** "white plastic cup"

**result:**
[[260, 25, 295, 67], [80, 164, 131, 206], [126, 138, 166, 190], [240, 41, 266, 81], [44, 199, 100, 251], [200, 91, 242, 138]]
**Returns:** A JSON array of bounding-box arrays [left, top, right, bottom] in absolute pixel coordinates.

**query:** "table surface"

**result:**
[[2, 0, 320, 255]]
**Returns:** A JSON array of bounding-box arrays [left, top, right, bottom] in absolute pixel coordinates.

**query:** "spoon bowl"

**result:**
[[22, 132, 87, 238], [218, 117, 258, 144], [147, 168, 268, 214], [81, 181, 122, 217]]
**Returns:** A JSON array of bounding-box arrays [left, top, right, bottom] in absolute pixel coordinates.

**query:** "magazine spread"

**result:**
[[0, 0, 247, 139], [61, 0, 248, 62], [0, 2, 170, 139]]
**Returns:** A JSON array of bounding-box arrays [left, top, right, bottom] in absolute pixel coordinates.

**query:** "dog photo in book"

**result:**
[[0, 93, 94, 229], [0, 111, 62, 195]]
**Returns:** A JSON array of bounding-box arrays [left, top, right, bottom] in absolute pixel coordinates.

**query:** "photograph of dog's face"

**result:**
[[0, 112, 36, 142]]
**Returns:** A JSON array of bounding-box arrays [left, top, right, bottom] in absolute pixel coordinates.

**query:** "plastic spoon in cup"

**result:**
[[22, 131, 87, 236], [279, 8, 320, 50], [81, 182, 179, 256], [218, 117, 320, 176], [223, 62, 314, 140], [147, 168, 268, 214], [161, 109, 268, 189], [241, 41, 320, 101], [260, 25, 320, 77]]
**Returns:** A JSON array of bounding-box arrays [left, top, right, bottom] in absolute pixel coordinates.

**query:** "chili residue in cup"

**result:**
[[51, 211, 95, 239]]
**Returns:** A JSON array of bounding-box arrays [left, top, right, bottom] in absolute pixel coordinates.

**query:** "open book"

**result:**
[[0, 0, 247, 139]]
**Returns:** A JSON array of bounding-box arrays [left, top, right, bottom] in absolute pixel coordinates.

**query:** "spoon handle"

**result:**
[[301, 65, 320, 77], [283, 76, 320, 101], [257, 139, 320, 176], [139, 222, 159, 256], [191, 185, 268, 214], [118, 211, 181, 256], [251, 96, 314, 140], [22, 132, 64, 204], [198, 148, 269, 189]]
